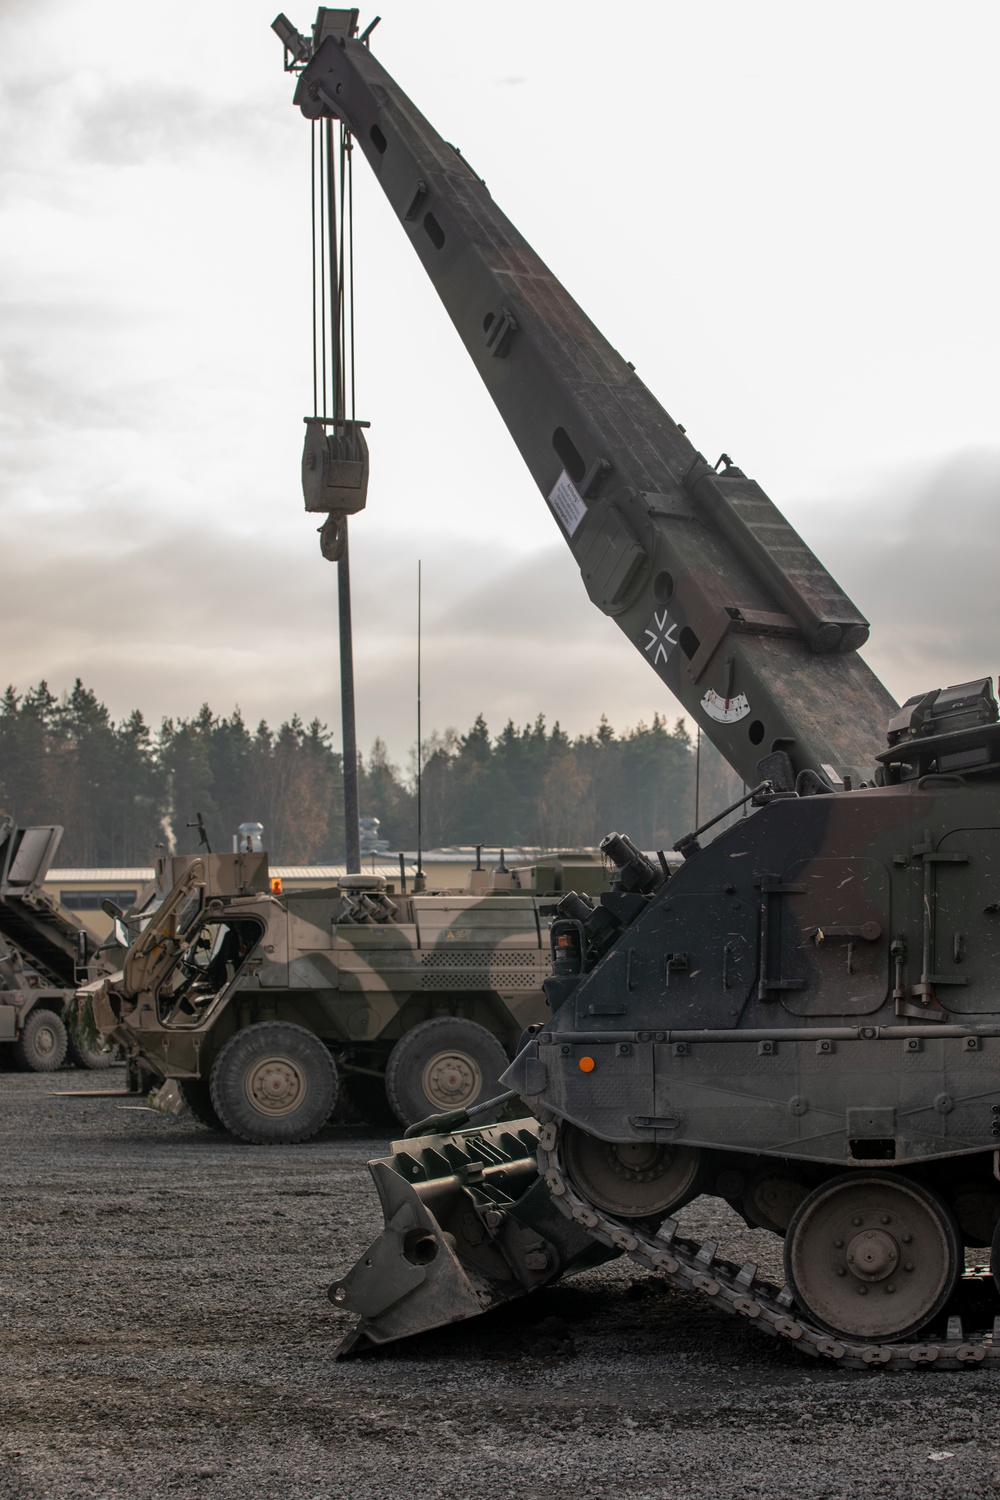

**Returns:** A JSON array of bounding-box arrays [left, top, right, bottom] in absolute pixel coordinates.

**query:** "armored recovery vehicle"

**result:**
[[86, 841, 613, 1142], [275, 11, 1000, 1368], [0, 818, 117, 1071]]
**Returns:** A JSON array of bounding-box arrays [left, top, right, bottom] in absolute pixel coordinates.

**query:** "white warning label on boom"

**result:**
[[701, 688, 751, 724], [547, 470, 588, 537]]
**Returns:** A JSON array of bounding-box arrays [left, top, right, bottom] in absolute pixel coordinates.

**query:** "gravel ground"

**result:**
[[2, 1068, 999, 1500]]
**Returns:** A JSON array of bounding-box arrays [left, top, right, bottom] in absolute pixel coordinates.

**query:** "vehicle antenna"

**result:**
[[694, 723, 701, 829], [414, 560, 425, 892]]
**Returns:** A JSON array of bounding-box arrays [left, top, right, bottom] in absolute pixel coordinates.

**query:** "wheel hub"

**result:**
[[35, 1026, 56, 1056], [561, 1124, 701, 1218], [245, 1056, 306, 1116], [421, 1050, 482, 1109], [605, 1142, 675, 1183], [846, 1228, 900, 1282]]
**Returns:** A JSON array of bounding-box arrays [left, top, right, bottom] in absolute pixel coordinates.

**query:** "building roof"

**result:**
[[46, 847, 604, 883]]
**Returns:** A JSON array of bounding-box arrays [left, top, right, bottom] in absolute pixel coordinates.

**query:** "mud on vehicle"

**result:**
[[86, 844, 612, 1144]]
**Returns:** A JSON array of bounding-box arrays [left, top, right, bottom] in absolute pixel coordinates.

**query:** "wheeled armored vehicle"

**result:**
[[86, 843, 612, 1142]]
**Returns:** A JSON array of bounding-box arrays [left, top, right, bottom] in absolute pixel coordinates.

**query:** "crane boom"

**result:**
[[278, 10, 896, 790]]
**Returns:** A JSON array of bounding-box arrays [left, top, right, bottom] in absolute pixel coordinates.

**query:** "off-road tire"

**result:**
[[209, 1022, 337, 1144], [179, 1078, 225, 1131], [67, 1036, 117, 1070], [13, 1008, 68, 1073], [385, 1016, 510, 1128]]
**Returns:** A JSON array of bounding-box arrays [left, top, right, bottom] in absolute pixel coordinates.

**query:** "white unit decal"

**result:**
[[643, 610, 680, 667], [547, 470, 588, 536], [701, 688, 751, 724]]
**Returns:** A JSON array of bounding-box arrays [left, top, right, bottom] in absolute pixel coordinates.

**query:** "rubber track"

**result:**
[[536, 1118, 1000, 1371]]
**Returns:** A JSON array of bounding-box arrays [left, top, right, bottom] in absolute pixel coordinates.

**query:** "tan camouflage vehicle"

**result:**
[[85, 845, 611, 1143]]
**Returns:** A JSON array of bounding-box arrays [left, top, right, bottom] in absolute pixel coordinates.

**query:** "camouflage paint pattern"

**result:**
[[267, 16, 1000, 1352], [89, 852, 611, 1089], [507, 777, 1000, 1175]]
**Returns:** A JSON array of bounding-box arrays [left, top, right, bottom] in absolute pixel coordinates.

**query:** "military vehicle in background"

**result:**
[[85, 839, 614, 1142], [274, 12, 1000, 1369], [0, 818, 118, 1071]]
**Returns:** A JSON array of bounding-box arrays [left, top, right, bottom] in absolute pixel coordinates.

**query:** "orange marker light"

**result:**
[[579, 1056, 596, 1073], [270, 877, 283, 894]]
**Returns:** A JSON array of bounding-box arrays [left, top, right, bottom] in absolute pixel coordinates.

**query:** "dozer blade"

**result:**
[[330, 1117, 613, 1354]]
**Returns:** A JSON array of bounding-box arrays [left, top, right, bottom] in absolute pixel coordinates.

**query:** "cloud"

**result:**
[[3, 450, 997, 768], [811, 450, 1000, 705], [2, 0, 999, 779], [72, 82, 273, 167], [0, 495, 673, 759]]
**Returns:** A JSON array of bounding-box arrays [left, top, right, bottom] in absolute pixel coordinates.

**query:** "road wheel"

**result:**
[[784, 1171, 961, 1341], [179, 1078, 224, 1130], [12, 1008, 68, 1072], [209, 1022, 337, 1144], [384, 1016, 509, 1129], [562, 1125, 702, 1219]]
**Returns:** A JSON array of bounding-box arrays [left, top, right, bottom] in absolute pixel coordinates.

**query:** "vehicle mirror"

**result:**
[[113, 917, 130, 949], [102, 898, 125, 919]]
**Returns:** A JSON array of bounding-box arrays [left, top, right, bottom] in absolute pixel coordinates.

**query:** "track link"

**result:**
[[536, 1119, 1000, 1370]]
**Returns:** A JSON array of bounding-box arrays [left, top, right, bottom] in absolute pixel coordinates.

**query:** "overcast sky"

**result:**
[[2, 0, 998, 768]]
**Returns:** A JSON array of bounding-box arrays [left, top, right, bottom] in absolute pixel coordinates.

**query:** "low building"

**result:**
[[44, 847, 604, 939]]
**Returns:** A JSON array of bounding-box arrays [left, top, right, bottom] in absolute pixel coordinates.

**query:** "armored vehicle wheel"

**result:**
[[784, 1171, 961, 1341], [385, 1017, 509, 1128], [67, 1036, 116, 1070], [13, 1008, 68, 1072], [562, 1124, 703, 1218], [179, 1078, 224, 1130], [209, 1022, 338, 1144]]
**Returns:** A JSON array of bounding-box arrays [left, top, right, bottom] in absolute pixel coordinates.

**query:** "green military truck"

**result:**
[[0, 819, 118, 1072], [85, 844, 611, 1143]]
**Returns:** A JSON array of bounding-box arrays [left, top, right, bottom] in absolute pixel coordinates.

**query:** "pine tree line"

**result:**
[[0, 681, 742, 866]]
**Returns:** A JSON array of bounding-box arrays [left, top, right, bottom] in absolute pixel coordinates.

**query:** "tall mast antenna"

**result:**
[[415, 560, 425, 891], [694, 723, 702, 829]]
